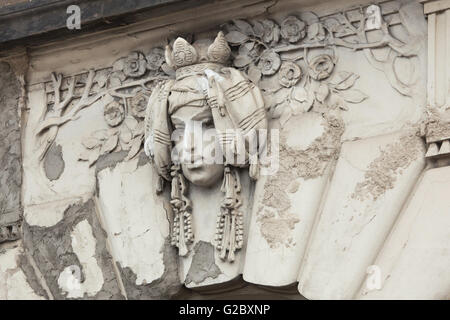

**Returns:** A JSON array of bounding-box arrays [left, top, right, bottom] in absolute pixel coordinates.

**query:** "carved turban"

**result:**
[[144, 33, 267, 183]]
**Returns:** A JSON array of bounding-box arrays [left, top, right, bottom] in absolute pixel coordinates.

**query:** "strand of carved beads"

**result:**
[[235, 211, 244, 249], [215, 211, 225, 251], [171, 213, 180, 246], [184, 211, 194, 243]]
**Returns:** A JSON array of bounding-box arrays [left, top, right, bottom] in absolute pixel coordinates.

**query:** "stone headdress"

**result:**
[[144, 32, 267, 261]]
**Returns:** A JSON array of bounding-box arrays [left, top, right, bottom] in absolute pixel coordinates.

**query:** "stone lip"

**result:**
[[0, 0, 185, 47]]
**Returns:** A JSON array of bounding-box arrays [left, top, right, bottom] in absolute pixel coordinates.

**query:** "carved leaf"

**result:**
[[133, 121, 145, 138], [112, 58, 125, 71], [78, 149, 91, 161], [114, 141, 123, 153], [124, 116, 138, 132], [109, 71, 126, 87], [264, 88, 288, 110], [234, 55, 252, 68], [290, 99, 304, 115], [161, 63, 175, 76], [233, 19, 254, 36], [299, 11, 319, 24], [94, 70, 109, 88], [125, 136, 144, 161], [100, 134, 118, 155], [82, 137, 100, 149], [331, 72, 359, 90], [279, 105, 292, 126], [314, 83, 330, 103], [329, 94, 348, 110], [225, 31, 249, 45], [271, 102, 286, 119], [92, 129, 109, 141], [292, 87, 314, 113], [323, 18, 342, 33], [88, 148, 101, 167], [239, 41, 255, 56], [339, 89, 368, 103], [247, 65, 262, 84], [292, 86, 308, 102], [307, 23, 325, 40], [252, 21, 264, 38], [119, 124, 132, 145]]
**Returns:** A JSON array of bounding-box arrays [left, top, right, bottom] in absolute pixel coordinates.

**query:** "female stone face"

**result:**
[[170, 105, 224, 187]]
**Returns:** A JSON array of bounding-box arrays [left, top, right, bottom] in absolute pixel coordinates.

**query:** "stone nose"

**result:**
[[183, 126, 196, 153]]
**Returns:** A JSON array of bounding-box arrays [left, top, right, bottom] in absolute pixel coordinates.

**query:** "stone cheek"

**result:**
[[0, 61, 22, 243]]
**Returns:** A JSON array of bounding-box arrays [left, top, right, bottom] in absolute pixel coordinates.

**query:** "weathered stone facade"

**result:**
[[0, 60, 23, 243], [0, 0, 449, 300]]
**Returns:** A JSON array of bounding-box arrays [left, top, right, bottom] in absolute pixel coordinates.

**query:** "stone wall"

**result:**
[[0, 60, 22, 243], [0, 0, 449, 300]]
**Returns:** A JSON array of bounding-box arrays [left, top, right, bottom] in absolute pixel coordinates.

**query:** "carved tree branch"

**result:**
[[55, 76, 75, 112]]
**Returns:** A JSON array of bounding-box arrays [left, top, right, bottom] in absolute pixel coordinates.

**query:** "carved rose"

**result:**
[[129, 92, 148, 118], [104, 100, 125, 127], [146, 48, 165, 71], [280, 16, 306, 43], [123, 51, 147, 78], [261, 19, 280, 45], [258, 50, 281, 76], [308, 54, 335, 80], [278, 62, 302, 87]]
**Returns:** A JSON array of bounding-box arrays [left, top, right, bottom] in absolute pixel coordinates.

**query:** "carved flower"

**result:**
[[123, 51, 147, 78], [258, 50, 281, 76], [278, 62, 302, 87], [146, 47, 165, 71], [104, 100, 125, 127], [280, 16, 306, 43], [308, 54, 335, 80], [129, 92, 148, 118], [261, 19, 280, 45]]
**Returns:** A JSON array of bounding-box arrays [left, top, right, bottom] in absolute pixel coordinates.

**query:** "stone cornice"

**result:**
[[0, 0, 186, 46]]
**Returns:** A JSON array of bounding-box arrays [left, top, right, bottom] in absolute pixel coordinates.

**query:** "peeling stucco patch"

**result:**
[[57, 219, 104, 298], [0, 61, 22, 242], [257, 208, 299, 249], [352, 133, 424, 201], [259, 114, 344, 248], [22, 199, 124, 299], [137, 151, 150, 167], [43, 143, 65, 181], [95, 151, 128, 173], [116, 238, 181, 299], [17, 253, 50, 299], [0, 244, 45, 300], [185, 241, 222, 285], [423, 107, 450, 142]]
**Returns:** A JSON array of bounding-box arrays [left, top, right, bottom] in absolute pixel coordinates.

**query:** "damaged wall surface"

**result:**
[[0, 0, 449, 300]]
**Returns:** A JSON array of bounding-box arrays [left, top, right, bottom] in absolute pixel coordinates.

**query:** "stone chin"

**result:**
[[181, 162, 224, 187]]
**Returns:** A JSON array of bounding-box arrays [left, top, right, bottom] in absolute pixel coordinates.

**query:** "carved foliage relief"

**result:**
[[35, 2, 421, 171], [29, 1, 426, 262], [37, 48, 170, 167], [222, 3, 423, 126]]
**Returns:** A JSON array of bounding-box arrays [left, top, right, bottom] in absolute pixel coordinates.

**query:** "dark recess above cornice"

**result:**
[[0, 0, 214, 49]]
